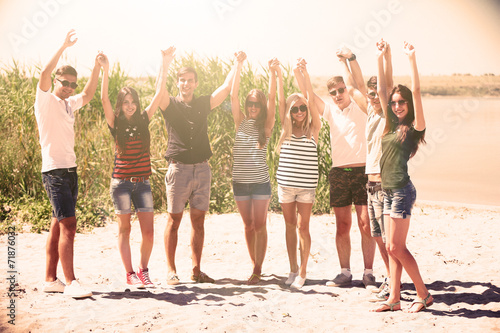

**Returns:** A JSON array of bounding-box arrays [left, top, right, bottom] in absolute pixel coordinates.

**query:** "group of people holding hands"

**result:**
[[36, 30, 432, 313]]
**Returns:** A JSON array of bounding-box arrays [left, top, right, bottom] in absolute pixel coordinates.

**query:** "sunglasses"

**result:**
[[246, 101, 261, 108], [56, 78, 78, 89], [290, 104, 308, 114], [390, 100, 408, 107], [367, 92, 378, 99], [329, 87, 346, 96]]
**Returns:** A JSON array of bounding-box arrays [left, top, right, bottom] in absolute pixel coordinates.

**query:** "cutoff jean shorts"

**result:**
[[383, 180, 417, 219], [110, 178, 154, 215]]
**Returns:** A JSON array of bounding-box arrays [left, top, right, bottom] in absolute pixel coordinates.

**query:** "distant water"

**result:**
[[408, 97, 500, 207]]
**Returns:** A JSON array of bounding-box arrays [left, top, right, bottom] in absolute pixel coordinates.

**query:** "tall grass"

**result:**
[[0, 55, 333, 234]]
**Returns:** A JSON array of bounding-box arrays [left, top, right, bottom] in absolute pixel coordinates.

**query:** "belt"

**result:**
[[122, 176, 149, 182], [168, 159, 207, 165], [366, 182, 382, 194]]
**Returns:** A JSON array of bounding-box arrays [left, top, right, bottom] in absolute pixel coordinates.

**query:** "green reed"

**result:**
[[0, 55, 333, 233]]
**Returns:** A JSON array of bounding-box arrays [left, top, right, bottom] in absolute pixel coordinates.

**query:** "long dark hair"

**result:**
[[245, 89, 268, 149], [113, 87, 150, 155], [384, 84, 425, 157]]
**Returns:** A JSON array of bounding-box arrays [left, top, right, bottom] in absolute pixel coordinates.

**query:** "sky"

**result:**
[[1, 0, 500, 78]]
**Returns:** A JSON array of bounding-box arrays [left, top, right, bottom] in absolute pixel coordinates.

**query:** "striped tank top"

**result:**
[[277, 134, 319, 189], [232, 118, 270, 184]]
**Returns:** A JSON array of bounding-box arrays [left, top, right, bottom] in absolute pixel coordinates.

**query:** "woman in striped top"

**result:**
[[231, 52, 278, 284], [277, 59, 321, 289], [98, 48, 174, 289]]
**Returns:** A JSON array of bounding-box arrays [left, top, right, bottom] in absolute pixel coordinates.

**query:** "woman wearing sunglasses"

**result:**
[[231, 53, 278, 284], [372, 41, 432, 312], [98, 47, 175, 289], [276, 59, 321, 289]]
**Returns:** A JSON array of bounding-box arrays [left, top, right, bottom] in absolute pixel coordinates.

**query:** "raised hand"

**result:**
[[97, 52, 109, 71], [63, 29, 78, 49], [403, 41, 415, 57], [336, 45, 353, 60], [161, 46, 176, 64], [235, 51, 247, 64]]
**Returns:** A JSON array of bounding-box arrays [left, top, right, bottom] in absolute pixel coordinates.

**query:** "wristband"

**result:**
[[348, 54, 356, 61]]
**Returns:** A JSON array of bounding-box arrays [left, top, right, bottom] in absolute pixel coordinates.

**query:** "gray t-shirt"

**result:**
[[365, 105, 386, 175]]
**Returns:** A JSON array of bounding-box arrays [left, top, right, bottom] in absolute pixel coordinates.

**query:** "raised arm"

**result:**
[[300, 60, 321, 138], [338, 56, 368, 114], [337, 46, 366, 96], [230, 51, 247, 128], [39, 30, 77, 92], [145, 47, 176, 120], [276, 60, 286, 124], [97, 53, 115, 128], [376, 41, 388, 117], [211, 51, 242, 110], [266, 58, 278, 135], [383, 41, 394, 94], [80, 53, 103, 107], [293, 58, 326, 116], [405, 42, 425, 131]]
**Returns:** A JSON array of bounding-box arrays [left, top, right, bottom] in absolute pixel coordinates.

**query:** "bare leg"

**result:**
[[116, 214, 133, 273], [164, 212, 183, 275], [58, 216, 77, 284], [190, 207, 206, 276], [296, 202, 313, 278], [251, 199, 270, 276], [137, 212, 154, 270], [333, 206, 352, 270], [281, 202, 298, 274], [374, 236, 390, 277], [356, 204, 375, 270], [46, 217, 60, 282], [237, 200, 256, 270]]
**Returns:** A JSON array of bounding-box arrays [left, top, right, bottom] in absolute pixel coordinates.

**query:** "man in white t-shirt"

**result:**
[[311, 46, 377, 288], [35, 30, 102, 298]]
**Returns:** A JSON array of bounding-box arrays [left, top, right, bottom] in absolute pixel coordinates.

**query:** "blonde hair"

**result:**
[[277, 93, 312, 152]]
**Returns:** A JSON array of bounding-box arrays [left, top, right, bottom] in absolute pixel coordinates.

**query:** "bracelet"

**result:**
[[348, 54, 356, 61]]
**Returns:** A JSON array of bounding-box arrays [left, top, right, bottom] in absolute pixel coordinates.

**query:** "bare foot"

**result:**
[[371, 301, 401, 312], [247, 273, 261, 285]]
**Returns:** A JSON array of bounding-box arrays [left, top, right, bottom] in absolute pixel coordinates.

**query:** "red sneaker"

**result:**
[[126, 272, 145, 289], [137, 267, 154, 288]]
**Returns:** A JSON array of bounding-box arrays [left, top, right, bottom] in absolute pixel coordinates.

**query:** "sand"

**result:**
[[1, 202, 500, 332]]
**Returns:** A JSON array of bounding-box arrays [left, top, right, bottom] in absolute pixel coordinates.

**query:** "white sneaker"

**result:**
[[43, 278, 66, 293], [63, 280, 93, 299], [290, 275, 306, 289], [285, 272, 299, 285]]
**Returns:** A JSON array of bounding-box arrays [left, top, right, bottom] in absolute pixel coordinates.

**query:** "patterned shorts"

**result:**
[[328, 166, 368, 207]]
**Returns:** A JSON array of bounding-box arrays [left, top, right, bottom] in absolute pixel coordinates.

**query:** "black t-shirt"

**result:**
[[160, 95, 212, 164]]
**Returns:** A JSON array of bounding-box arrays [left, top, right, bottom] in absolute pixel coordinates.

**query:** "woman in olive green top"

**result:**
[[373, 41, 432, 313]]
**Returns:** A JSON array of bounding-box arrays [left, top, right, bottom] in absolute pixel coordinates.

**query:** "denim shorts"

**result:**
[[367, 182, 385, 241], [278, 185, 316, 204], [165, 161, 211, 214], [42, 167, 78, 221], [233, 181, 271, 201], [328, 167, 368, 207], [383, 180, 417, 219], [110, 178, 154, 214]]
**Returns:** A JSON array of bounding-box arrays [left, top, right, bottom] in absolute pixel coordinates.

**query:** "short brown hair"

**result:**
[[55, 65, 77, 77], [177, 67, 198, 82], [367, 76, 377, 90], [326, 76, 344, 91]]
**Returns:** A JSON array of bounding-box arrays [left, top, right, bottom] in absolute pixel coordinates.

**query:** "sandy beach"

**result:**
[[1, 201, 500, 332]]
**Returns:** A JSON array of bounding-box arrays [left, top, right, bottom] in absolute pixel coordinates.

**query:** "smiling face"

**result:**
[[246, 96, 262, 119], [290, 100, 308, 125], [390, 92, 409, 122], [53, 74, 77, 100], [177, 72, 198, 99], [121, 94, 138, 120]]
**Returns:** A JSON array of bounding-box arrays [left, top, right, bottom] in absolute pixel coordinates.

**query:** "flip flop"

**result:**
[[247, 274, 261, 285], [372, 301, 401, 312], [407, 293, 433, 313], [191, 271, 215, 283]]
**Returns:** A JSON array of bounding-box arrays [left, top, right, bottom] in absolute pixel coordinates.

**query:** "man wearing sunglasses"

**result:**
[[34, 30, 102, 299], [309, 46, 376, 288]]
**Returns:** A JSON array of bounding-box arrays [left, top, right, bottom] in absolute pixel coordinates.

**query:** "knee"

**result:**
[[386, 244, 406, 258], [166, 217, 181, 232], [336, 223, 351, 235], [142, 229, 154, 243], [119, 224, 132, 236]]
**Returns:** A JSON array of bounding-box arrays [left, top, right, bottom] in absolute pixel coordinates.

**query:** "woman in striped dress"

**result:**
[[231, 53, 278, 284], [276, 59, 321, 289], [98, 48, 174, 288]]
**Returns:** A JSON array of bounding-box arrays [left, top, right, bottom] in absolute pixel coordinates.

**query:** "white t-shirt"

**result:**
[[34, 85, 83, 172], [323, 100, 367, 168], [365, 105, 386, 174]]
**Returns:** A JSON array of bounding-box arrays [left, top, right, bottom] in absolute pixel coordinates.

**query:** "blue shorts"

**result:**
[[233, 181, 271, 201], [278, 185, 316, 204], [166, 161, 211, 214], [42, 167, 78, 221], [110, 178, 154, 214], [383, 180, 417, 219], [367, 182, 385, 240]]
